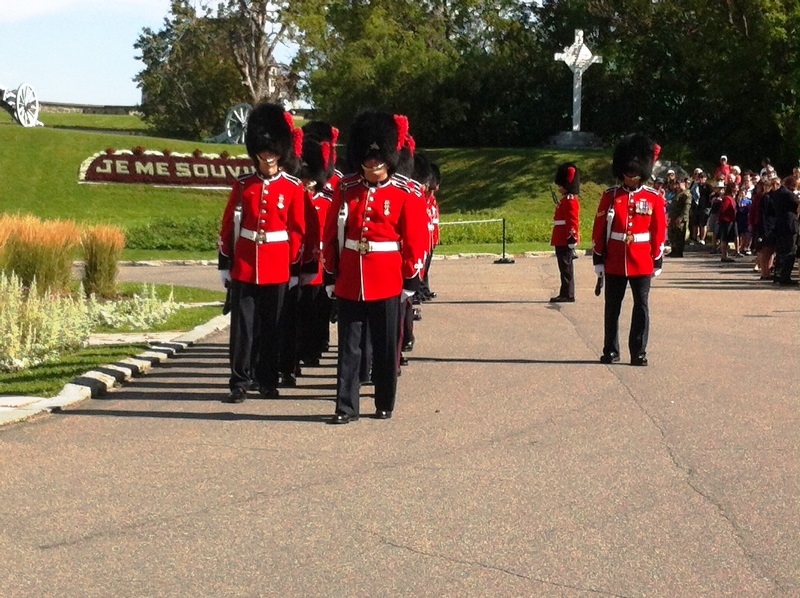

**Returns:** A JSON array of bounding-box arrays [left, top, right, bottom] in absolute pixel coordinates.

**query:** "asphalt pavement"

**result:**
[[1, 250, 798, 597]]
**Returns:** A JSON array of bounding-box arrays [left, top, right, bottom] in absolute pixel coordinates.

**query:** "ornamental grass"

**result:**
[[82, 225, 125, 299], [0, 215, 81, 296]]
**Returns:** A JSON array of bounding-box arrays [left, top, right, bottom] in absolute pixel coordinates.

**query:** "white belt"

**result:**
[[240, 228, 289, 244], [554, 219, 566, 225], [343, 239, 400, 254], [610, 231, 651, 244]]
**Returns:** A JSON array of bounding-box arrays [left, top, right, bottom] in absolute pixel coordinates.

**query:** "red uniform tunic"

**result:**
[[592, 185, 666, 277], [218, 171, 305, 285], [322, 173, 429, 301], [550, 194, 580, 246], [427, 191, 440, 249], [303, 186, 333, 286]]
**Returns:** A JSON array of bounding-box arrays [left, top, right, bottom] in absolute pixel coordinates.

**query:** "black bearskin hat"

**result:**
[[300, 136, 333, 191], [612, 134, 659, 181], [245, 103, 299, 173], [345, 111, 405, 174], [301, 120, 337, 188], [554, 162, 580, 195], [413, 153, 434, 189], [430, 162, 441, 191]]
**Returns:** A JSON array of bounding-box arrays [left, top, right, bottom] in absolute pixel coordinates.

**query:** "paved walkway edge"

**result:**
[[0, 314, 230, 428]]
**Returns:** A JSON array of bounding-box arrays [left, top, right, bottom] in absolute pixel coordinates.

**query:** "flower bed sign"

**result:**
[[78, 148, 255, 189]]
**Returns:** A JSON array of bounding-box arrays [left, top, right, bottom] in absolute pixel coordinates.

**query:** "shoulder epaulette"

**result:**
[[280, 171, 301, 185], [237, 171, 257, 182], [317, 187, 334, 201], [604, 186, 618, 194], [342, 175, 363, 189], [390, 177, 414, 194]]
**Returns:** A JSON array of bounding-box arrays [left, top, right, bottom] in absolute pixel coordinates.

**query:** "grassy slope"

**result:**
[[0, 115, 617, 250]]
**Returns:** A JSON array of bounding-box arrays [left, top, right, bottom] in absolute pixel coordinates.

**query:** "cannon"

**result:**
[[207, 102, 252, 144], [1, 82, 43, 127]]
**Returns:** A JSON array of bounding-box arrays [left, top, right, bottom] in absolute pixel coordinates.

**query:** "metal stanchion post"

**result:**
[[494, 218, 515, 264]]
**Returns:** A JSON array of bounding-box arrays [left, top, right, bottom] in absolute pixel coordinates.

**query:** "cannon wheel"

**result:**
[[224, 103, 252, 144], [14, 83, 40, 128]]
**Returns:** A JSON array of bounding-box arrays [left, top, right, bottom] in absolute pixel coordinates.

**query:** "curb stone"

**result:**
[[0, 314, 230, 429]]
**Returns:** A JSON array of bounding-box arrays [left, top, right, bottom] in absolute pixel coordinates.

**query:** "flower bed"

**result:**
[[78, 149, 255, 189]]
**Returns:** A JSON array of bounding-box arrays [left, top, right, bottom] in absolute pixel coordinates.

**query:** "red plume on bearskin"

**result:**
[[331, 127, 339, 165], [394, 114, 409, 151], [292, 128, 303, 159], [406, 135, 416, 156], [320, 141, 331, 170], [653, 143, 661, 163], [554, 162, 580, 195], [612, 134, 658, 182]]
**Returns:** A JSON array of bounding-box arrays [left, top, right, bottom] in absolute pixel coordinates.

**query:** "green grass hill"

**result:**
[[0, 113, 618, 256]]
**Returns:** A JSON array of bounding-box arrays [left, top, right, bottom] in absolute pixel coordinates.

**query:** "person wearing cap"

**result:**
[[321, 111, 429, 424], [714, 155, 731, 181], [550, 163, 581, 302], [707, 178, 726, 254], [667, 178, 691, 257], [218, 103, 306, 403], [592, 134, 666, 366]]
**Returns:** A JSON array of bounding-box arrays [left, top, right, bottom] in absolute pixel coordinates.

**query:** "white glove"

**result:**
[[325, 284, 335, 299], [219, 269, 232, 287], [299, 272, 316, 286], [401, 289, 415, 302], [568, 243, 577, 249], [288, 276, 299, 289], [653, 268, 663, 277], [594, 264, 605, 276]]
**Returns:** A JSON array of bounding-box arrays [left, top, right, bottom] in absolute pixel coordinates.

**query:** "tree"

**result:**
[[134, 0, 247, 139]]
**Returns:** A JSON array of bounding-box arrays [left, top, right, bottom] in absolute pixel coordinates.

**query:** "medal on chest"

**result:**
[[277, 194, 285, 210], [384, 200, 391, 217], [636, 199, 652, 215]]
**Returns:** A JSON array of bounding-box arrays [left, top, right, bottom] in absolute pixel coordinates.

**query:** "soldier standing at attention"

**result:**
[[550, 163, 581, 303], [592, 134, 666, 366], [321, 111, 429, 424], [667, 178, 691, 258], [218, 103, 305, 402]]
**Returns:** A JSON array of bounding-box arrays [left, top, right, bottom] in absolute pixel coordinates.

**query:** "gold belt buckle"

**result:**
[[256, 231, 267, 244], [357, 240, 369, 254], [625, 232, 634, 245]]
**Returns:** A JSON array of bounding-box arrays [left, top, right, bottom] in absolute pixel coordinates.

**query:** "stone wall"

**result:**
[[40, 102, 140, 116]]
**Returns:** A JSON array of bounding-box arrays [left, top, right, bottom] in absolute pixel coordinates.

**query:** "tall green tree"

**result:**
[[134, 0, 247, 139]]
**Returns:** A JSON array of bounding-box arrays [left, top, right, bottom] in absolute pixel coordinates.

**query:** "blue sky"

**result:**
[[0, 0, 170, 105]]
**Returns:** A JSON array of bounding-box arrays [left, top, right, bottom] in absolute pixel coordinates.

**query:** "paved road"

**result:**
[[2, 253, 798, 597]]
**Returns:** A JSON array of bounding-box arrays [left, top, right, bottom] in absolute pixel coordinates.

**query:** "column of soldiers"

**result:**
[[218, 104, 440, 423]]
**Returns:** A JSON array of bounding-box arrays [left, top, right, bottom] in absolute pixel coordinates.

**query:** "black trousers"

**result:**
[[229, 280, 286, 390], [278, 284, 300, 375], [554, 246, 575, 299], [420, 248, 435, 294], [603, 274, 651, 359], [296, 284, 332, 361], [336, 296, 400, 416], [776, 233, 798, 282]]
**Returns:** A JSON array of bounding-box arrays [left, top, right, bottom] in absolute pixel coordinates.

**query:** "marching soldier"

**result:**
[[550, 163, 581, 303], [218, 103, 305, 402], [421, 161, 441, 300], [321, 111, 429, 424], [592, 134, 666, 366], [295, 122, 338, 367]]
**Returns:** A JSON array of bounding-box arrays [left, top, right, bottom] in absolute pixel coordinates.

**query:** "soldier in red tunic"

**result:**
[[592, 134, 666, 366], [295, 122, 338, 368], [550, 163, 581, 303], [321, 111, 429, 424], [218, 104, 305, 402]]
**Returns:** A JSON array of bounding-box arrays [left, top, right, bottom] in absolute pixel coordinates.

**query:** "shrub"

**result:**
[[0, 215, 81, 295], [125, 215, 219, 251], [88, 283, 178, 330], [82, 225, 126, 299], [0, 273, 91, 372]]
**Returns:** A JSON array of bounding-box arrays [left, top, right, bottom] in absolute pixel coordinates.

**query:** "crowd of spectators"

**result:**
[[654, 155, 800, 286]]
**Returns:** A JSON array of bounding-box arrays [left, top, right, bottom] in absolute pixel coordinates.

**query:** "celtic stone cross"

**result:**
[[554, 29, 603, 132]]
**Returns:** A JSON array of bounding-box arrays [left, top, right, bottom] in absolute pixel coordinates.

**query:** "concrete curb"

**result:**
[[0, 314, 230, 428]]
